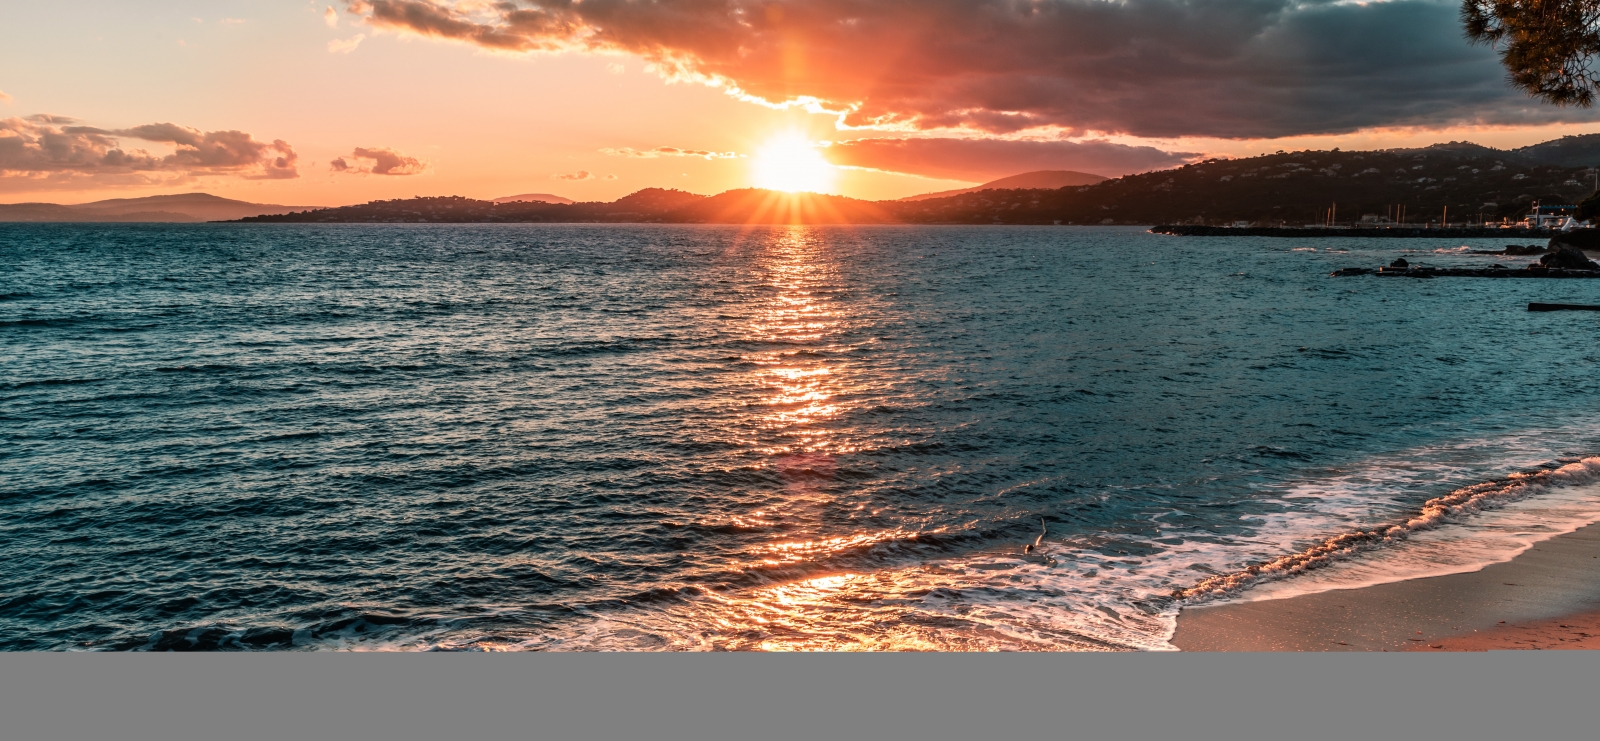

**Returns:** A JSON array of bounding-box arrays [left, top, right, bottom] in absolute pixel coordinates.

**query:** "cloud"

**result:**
[[825, 138, 1197, 181], [346, 0, 1600, 140], [325, 6, 339, 28], [329, 146, 426, 175], [601, 146, 739, 160], [329, 34, 365, 53], [553, 170, 593, 180], [0, 114, 299, 186], [101, 124, 299, 178], [0, 90, 12, 104]]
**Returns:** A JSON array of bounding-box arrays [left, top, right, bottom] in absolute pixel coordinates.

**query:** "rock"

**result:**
[[1548, 228, 1600, 252], [1537, 245, 1600, 270], [1389, 257, 1409, 268], [1504, 244, 1549, 256]]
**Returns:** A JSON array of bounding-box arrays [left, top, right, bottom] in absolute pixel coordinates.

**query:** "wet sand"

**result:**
[[1170, 522, 1600, 651], [1406, 608, 1600, 650]]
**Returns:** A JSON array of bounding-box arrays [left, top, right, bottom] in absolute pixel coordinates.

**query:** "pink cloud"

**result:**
[[329, 146, 427, 175], [329, 34, 365, 53], [0, 114, 299, 185], [601, 146, 739, 160]]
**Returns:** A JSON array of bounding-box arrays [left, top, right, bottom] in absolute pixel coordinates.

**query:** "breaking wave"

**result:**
[[1174, 457, 1600, 604]]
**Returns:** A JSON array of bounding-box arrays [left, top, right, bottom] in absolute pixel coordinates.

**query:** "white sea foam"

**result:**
[[1174, 457, 1600, 604], [1226, 482, 1600, 604], [363, 430, 1600, 653]]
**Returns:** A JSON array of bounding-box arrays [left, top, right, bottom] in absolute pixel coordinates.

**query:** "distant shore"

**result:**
[[1151, 225, 1549, 239], [1171, 522, 1600, 651]]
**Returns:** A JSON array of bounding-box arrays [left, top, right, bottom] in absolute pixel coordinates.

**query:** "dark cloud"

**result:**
[[329, 146, 427, 175], [0, 115, 299, 184], [826, 137, 1197, 181], [348, 0, 1600, 139]]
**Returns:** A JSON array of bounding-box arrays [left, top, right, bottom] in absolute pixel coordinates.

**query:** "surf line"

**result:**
[[1171, 456, 1600, 604]]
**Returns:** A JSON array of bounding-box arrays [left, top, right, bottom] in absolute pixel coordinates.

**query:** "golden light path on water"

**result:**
[[680, 227, 978, 651], [609, 228, 1157, 652], [419, 227, 1175, 653]]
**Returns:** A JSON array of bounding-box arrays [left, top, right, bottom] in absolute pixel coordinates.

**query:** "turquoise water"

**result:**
[[5, 223, 1600, 650]]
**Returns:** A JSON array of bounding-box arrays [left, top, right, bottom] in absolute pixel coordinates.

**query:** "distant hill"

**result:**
[[1511, 133, 1600, 167], [889, 145, 1599, 225], [900, 170, 1109, 201], [234, 192, 703, 224], [605, 188, 708, 216], [233, 188, 896, 225], [665, 189, 893, 223], [0, 203, 203, 222], [222, 133, 1600, 227], [232, 144, 1600, 226], [0, 193, 311, 222], [493, 193, 575, 205]]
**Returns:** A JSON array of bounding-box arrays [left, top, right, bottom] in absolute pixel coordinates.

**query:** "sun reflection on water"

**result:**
[[745, 228, 852, 458], [648, 228, 1057, 652], [418, 229, 1160, 653]]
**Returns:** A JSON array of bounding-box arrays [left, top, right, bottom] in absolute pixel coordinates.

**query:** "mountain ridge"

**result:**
[[16, 133, 1600, 226], [492, 193, 575, 205], [899, 170, 1109, 201], [1, 193, 311, 222]]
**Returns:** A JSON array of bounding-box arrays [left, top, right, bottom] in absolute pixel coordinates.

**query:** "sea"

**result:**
[[6, 223, 1600, 651]]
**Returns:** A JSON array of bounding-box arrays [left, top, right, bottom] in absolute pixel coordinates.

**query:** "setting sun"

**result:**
[[751, 134, 836, 193]]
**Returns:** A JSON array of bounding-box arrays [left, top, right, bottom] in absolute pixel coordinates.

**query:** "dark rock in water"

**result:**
[[1330, 267, 1372, 276], [1389, 258, 1409, 268], [1529, 302, 1600, 311], [1503, 244, 1550, 256], [1537, 246, 1600, 270], [1548, 228, 1600, 252]]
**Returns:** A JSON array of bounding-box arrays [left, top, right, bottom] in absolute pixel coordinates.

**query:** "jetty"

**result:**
[[1331, 266, 1600, 279], [1153, 225, 1546, 239], [1332, 245, 1600, 278], [1529, 303, 1600, 311]]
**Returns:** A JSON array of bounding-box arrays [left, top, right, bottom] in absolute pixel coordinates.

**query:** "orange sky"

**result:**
[[5, 1, 1600, 207]]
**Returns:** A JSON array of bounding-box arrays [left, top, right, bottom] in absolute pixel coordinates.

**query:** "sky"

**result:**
[[5, 0, 1600, 206]]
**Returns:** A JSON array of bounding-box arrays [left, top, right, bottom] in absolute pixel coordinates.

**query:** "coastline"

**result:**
[[1170, 522, 1600, 651]]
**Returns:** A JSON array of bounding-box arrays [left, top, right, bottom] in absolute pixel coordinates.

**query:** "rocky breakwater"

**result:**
[[1151, 225, 1545, 239], [1549, 228, 1600, 252], [1471, 243, 1550, 256], [1331, 248, 1600, 278]]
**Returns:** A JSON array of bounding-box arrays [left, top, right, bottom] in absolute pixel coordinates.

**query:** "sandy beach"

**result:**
[[1171, 522, 1600, 651]]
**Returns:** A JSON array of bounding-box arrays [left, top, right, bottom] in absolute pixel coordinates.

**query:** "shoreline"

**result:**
[[1150, 224, 1550, 239], [1170, 521, 1600, 651]]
